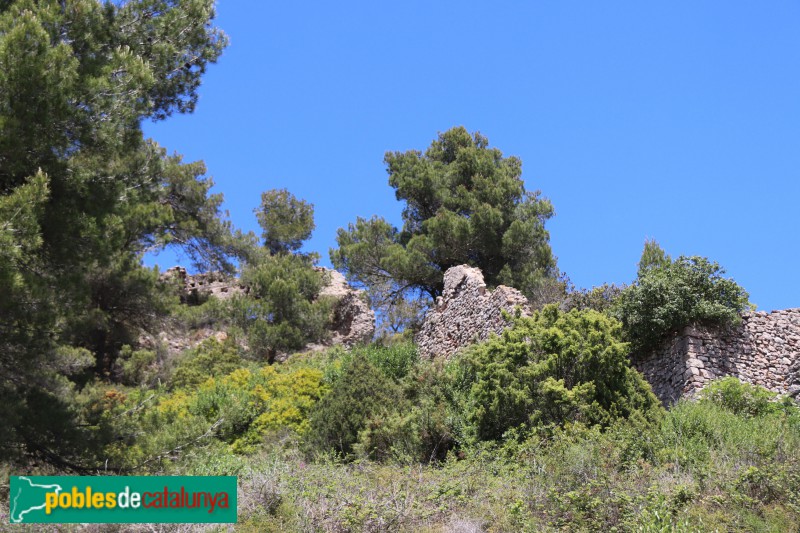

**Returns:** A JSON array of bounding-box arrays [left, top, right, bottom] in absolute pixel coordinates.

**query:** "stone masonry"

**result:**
[[635, 309, 800, 405], [162, 266, 248, 303], [415, 265, 531, 359], [416, 265, 800, 404]]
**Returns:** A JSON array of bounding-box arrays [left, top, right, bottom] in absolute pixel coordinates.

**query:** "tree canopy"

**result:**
[[615, 241, 751, 355], [0, 0, 237, 465], [331, 126, 558, 314], [256, 188, 316, 255]]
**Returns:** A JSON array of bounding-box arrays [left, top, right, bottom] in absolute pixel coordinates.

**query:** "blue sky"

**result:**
[[143, 1, 800, 311]]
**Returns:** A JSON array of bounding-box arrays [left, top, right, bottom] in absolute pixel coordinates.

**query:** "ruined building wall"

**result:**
[[415, 265, 531, 359], [161, 266, 248, 302], [159, 266, 375, 352], [635, 309, 800, 404], [415, 266, 800, 404]]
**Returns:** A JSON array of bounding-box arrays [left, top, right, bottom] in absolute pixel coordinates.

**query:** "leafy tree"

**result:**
[[256, 188, 316, 255], [451, 306, 661, 442], [615, 243, 751, 355], [0, 0, 234, 466], [331, 126, 558, 309]]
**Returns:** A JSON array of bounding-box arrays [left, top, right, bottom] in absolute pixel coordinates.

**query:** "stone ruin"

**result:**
[[159, 265, 375, 354], [318, 269, 377, 348], [636, 310, 800, 404], [415, 265, 531, 359], [162, 266, 248, 303], [415, 265, 800, 404]]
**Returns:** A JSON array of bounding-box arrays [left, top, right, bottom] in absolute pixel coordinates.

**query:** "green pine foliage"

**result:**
[[331, 126, 558, 311], [638, 237, 672, 275], [233, 251, 333, 362], [307, 354, 401, 458], [256, 189, 316, 255], [0, 0, 241, 466]]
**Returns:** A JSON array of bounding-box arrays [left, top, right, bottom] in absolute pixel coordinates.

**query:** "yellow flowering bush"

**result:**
[[185, 364, 326, 453]]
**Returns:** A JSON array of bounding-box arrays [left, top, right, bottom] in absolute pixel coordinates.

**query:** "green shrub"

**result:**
[[562, 283, 624, 314], [698, 377, 794, 418], [94, 360, 328, 470], [190, 365, 326, 453], [115, 345, 158, 386], [171, 337, 243, 390], [451, 305, 661, 442], [307, 355, 400, 458], [656, 394, 800, 475], [356, 360, 456, 463], [615, 249, 750, 355], [328, 342, 419, 383], [362, 342, 418, 381]]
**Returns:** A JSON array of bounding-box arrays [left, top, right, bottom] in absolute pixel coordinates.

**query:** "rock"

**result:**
[[318, 267, 375, 347], [156, 265, 375, 356]]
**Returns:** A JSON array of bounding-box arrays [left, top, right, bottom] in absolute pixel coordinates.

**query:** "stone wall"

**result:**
[[415, 265, 531, 359], [635, 310, 800, 404], [317, 269, 375, 348], [161, 266, 248, 303], [416, 265, 800, 404]]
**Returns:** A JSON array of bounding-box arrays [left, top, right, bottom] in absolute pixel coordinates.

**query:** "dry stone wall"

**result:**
[[635, 309, 800, 404], [416, 266, 800, 405], [415, 265, 531, 359]]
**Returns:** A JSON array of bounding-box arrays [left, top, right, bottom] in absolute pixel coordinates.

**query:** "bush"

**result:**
[[356, 359, 456, 463], [451, 305, 661, 442], [95, 361, 328, 470], [328, 342, 419, 383], [171, 337, 243, 390], [307, 355, 400, 458], [190, 365, 326, 453], [562, 283, 624, 314], [615, 251, 750, 355], [115, 345, 158, 387], [698, 377, 798, 418]]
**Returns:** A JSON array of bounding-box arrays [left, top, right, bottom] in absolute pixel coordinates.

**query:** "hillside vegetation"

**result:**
[[0, 2, 794, 531]]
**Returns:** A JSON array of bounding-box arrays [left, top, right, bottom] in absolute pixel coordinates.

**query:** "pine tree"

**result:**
[[0, 0, 237, 466], [331, 126, 558, 311]]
